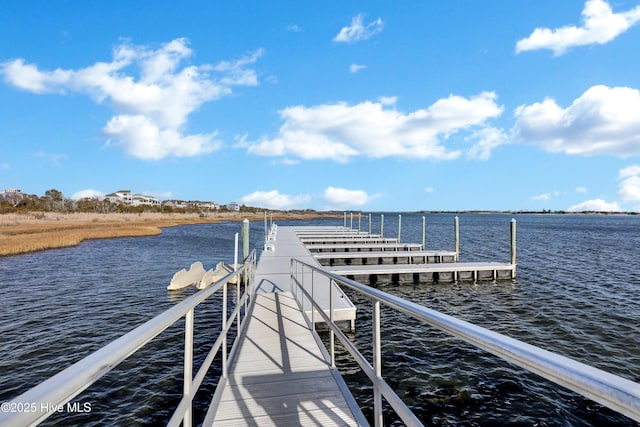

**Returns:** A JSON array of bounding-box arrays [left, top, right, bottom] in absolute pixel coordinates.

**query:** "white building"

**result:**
[[131, 194, 160, 207], [105, 190, 133, 205]]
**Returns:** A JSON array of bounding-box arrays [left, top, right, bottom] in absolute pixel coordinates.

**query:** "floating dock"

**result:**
[[306, 242, 423, 253], [204, 292, 365, 426], [314, 250, 458, 266], [205, 226, 365, 426], [207, 224, 514, 423], [327, 261, 516, 284]]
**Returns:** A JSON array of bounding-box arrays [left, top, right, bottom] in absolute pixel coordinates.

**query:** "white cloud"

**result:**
[[618, 165, 640, 208], [334, 14, 384, 43], [324, 186, 377, 209], [0, 38, 263, 160], [516, 0, 640, 55], [71, 189, 104, 200], [103, 115, 221, 160], [33, 150, 68, 167], [466, 127, 508, 160], [513, 85, 640, 157], [240, 190, 311, 210], [349, 64, 367, 73], [619, 164, 640, 179], [245, 92, 504, 162], [531, 193, 551, 201], [378, 96, 397, 106], [531, 191, 560, 201], [576, 187, 588, 193], [287, 24, 302, 32], [567, 198, 620, 212], [424, 187, 434, 193]]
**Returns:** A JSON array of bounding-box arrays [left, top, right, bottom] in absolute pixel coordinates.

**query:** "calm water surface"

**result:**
[[1, 214, 639, 425]]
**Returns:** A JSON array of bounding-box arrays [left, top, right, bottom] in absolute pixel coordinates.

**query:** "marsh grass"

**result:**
[[0, 211, 337, 257]]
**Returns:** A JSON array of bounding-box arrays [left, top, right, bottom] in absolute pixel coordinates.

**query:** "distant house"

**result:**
[[194, 201, 218, 210], [163, 200, 188, 209], [0, 188, 33, 205], [227, 202, 240, 211], [105, 190, 133, 205], [131, 194, 160, 207]]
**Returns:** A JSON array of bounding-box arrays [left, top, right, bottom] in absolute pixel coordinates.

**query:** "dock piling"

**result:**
[[263, 211, 267, 241], [381, 214, 385, 238], [422, 216, 426, 250], [368, 213, 372, 234], [454, 216, 460, 261], [398, 214, 402, 243], [242, 219, 250, 262], [510, 218, 517, 279]]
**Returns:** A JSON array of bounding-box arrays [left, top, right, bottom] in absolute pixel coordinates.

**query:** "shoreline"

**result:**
[[0, 211, 340, 257]]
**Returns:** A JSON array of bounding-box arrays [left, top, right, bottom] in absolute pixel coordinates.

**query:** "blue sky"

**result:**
[[1, 1, 640, 212]]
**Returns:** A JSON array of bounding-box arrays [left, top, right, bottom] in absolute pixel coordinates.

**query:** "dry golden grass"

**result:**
[[0, 211, 339, 257]]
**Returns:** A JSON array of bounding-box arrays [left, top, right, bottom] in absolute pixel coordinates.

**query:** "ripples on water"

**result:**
[[1, 215, 639, 425]]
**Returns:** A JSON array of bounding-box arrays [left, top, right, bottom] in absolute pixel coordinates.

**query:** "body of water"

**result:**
[[1, 214, 639, 425]]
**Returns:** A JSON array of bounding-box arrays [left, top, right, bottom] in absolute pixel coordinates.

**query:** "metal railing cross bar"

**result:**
[[290, 258, 640, 425]]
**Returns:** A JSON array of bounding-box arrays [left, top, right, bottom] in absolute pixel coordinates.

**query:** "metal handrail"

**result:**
[[0, 249, 257, 427], [290, 258, 640, 426]]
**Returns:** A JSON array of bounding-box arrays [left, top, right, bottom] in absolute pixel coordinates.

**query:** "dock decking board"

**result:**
[[306, 242, 423, 253], [205, 292, 365, 426], [205, 227, 365, 426], [314, 250, 458, 266]]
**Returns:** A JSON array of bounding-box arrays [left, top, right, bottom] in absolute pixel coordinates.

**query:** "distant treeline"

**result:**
[[0, 188, 259, 215]]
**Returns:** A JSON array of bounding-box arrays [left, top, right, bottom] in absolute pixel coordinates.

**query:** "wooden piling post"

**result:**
[[350, 212, 353, 229], [343, 212, 347, 228], [380, 214, 384, 238], [398, 214, 402, 243], [368, 213, 372, 234], [358, 213, 361, 231], [454, 216, 459, 262], [422, 216, 426, 250], [242, 219, 250, 262]]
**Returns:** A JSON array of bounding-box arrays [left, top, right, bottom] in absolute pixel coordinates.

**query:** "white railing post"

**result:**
[[311, 268, 315, 330], [183, 309, 194, 427], [330, 279, 335, 368], [373, 300, 382, 427], [222, 282, 228, 379], [300, 262, 305, 317]]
